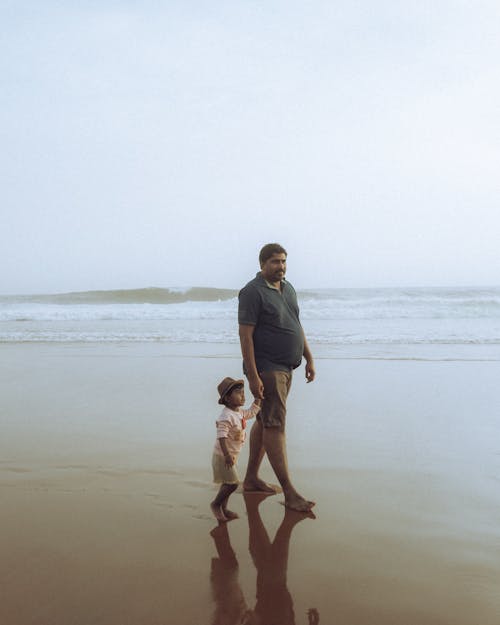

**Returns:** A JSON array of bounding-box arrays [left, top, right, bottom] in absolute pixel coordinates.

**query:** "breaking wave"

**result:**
[[0, 287, 237, 306], [1, 286, 499, 345]]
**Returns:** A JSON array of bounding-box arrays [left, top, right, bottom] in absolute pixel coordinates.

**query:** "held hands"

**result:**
[[248, 374, 265, 400]]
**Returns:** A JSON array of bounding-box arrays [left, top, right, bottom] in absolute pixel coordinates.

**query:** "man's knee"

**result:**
[[259, 370, 291, 429]]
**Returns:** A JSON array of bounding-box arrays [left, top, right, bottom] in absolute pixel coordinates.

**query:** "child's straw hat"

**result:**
[[217, 377, 244, 405]]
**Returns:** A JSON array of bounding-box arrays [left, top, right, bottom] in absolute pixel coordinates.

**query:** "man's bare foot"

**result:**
[[210, 502, 228, 522], [283, 494, 315, 512], [222, 509, 239, 520], [281, 504, 317, 521], [243, 478, 278, 494]]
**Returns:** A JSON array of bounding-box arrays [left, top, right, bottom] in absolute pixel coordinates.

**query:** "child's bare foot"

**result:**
[[210, 502, 228, 522], [222, 509, 239, 520], [243, 478, 278, 494]]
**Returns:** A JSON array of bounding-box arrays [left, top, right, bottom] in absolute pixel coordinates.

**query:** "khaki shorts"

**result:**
[[258, 370, 292, 430], [212, 452, 240, 484]]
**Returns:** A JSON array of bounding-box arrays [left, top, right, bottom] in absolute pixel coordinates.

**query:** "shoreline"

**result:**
[[1, 339, 499, 360]]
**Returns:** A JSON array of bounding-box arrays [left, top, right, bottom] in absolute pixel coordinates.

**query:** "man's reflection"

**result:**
[[209, 493, 319, 625]]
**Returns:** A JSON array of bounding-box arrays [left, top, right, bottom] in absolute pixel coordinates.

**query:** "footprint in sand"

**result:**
[[184, 480, 211, 489], [96, 469, 129, 477], [192, 513, 213, 521], [139, 469, 183, 477]]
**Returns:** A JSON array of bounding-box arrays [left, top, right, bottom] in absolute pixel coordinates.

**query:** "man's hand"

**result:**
[[224, 454, 235, 468], [303, 335, 315, 383], [248, 374, 265, 399], [305, 360, 316, 383]]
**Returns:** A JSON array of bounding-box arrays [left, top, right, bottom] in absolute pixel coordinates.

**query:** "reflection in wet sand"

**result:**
[[209, 523, 248, 625], [209, 493, 319, 625]]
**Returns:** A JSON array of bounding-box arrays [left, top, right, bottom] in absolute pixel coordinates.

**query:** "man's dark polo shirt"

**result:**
[[238, 272, 304, 373]]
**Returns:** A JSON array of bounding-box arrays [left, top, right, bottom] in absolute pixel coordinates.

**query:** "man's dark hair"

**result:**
[[259, 243, 287, 265]]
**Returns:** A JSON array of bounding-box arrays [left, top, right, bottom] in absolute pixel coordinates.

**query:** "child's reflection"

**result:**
[[209, 522, 248, 625], [209, 493, 319, 625]]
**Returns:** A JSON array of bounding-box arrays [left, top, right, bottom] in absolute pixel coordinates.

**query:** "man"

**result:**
[[238, 243, 315, 512]]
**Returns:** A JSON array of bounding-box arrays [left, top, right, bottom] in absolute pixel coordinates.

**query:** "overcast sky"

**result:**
[[2, 1, 500, 294]]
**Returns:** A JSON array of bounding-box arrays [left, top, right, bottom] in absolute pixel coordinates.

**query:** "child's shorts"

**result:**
[[212, 453, 239, 485]]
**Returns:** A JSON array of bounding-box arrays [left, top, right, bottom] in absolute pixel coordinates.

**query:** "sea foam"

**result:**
[[1, 287, 499, 347]]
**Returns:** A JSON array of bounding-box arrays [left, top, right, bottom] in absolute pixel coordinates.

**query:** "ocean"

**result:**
[[1, 286, 500, 360]]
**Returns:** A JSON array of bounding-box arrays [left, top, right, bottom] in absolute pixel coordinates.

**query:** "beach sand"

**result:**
[[1, 343, 499, 625]]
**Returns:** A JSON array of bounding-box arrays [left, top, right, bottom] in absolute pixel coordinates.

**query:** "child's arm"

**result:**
[[218, 437, 235, 468], [241, 398, 261, 421]]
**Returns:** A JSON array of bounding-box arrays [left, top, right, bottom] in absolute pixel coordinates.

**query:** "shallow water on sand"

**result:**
[[1, 343, 499, 624]]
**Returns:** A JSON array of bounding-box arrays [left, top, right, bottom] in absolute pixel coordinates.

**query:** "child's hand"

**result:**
[[224, 454, 235, 468]]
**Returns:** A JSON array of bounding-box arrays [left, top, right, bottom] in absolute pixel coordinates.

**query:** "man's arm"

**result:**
[[303, 332, 315, 383], [238, 324, 264, 399]]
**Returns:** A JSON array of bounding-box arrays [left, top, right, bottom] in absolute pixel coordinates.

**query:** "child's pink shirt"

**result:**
[[213, 402, 261, 456]]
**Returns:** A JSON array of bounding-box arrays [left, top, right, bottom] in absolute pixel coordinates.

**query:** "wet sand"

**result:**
[[1, 343, 499, 625]]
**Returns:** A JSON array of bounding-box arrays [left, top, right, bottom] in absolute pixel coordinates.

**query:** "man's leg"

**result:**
[[259, 371, 315, 512], [263, 428, 314, 511], [243, 420, 276, 493]]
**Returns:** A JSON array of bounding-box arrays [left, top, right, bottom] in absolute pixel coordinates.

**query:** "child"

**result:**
[[211, 377, 261, 522]]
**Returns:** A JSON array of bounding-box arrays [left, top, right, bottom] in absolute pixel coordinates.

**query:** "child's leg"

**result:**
[[211, 483, 237, 522], [220, 483, 239, 519]]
